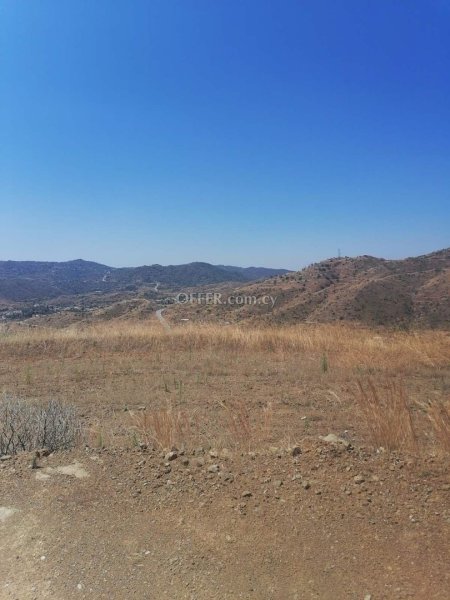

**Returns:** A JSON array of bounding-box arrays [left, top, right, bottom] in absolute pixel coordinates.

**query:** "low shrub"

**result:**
[[0, 395, 81, 455]]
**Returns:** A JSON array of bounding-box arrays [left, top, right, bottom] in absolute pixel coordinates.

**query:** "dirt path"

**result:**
[[156, 308, 171, 331], [1, 442, 449, 599]]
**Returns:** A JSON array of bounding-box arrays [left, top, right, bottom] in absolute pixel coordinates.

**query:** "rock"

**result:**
[[0, 507, 17, 522], [181, 457, 190, 466], [291, 446, 302, 457], [0, 455, 12, 461], [364, 595, 372, 600], [354, 474, 365, 484], [165, 451, 178, 462], [302, 481, 311, 490], [208, 464, 220, 473], [320, 433, 350, 448], [55, 463, 89, 479], [195, 458, 205, 468], [209, 450, 218, 459], [241, 490, 252, 498], [273, 480, 283, 488]]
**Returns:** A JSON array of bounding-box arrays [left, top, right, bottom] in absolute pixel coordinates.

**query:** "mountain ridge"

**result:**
[[0, 259, 289, 303]]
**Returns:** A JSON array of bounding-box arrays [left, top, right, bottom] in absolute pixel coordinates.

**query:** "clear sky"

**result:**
[[1, 1, 449, 270]]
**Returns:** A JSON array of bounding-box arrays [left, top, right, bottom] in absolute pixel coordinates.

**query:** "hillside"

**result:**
[[173, 249, 450, 329], [0, 259, 289, 304]]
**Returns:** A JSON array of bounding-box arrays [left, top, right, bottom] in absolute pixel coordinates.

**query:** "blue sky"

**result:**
[[1, 0, 449, 269]]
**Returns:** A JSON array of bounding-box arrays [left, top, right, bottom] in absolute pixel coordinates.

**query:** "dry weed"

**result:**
[[220, 398, 274, 451], [355, 379, 417, 452], [128, 404, 190, 450], [428, 400, 450, 453]]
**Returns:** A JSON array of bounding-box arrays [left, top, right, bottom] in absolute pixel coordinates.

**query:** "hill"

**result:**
[[0, 259, 288, 304], [178, 249, 450, 328]]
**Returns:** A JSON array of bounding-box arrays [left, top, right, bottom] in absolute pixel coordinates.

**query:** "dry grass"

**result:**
[[1, 321, 448, 375], [125, 400, 274, 452], [355, 379, 418, 452], [128, 404, 191, 450], [218, 398, 274, 451], [0, 321, 448, 455], [428, 400, 450, 453]]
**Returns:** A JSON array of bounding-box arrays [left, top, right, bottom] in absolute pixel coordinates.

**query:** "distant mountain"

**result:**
[[107, 262, 288, 289], [0, 259, 288, 303], [206, 249, 450, 328], [0, 260, 110, 303], [217, 265, 290, 281]]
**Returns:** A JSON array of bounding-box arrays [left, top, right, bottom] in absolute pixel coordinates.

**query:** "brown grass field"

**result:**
[[1, 321, 449, 454], [1, 320, 450, 599]]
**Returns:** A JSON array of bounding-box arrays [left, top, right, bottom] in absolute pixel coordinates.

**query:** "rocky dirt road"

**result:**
[[1, 437, 449, 600]]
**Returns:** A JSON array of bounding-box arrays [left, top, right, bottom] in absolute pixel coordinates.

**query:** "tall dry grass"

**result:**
[[1, 321, 448, 375], [428, 400, 450, 453], [355, 379, 418, 451], [125, 399, 275, 452], [128, 404, 191, 450], [217, 398, 274, 451]]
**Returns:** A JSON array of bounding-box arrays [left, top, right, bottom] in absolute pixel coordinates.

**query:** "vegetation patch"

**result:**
[[0, 395, 81, 455]]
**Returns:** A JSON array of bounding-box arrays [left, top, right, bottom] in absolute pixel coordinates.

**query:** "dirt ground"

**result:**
[[1, 441, 449, 600], [0, 321, 449, 599]]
